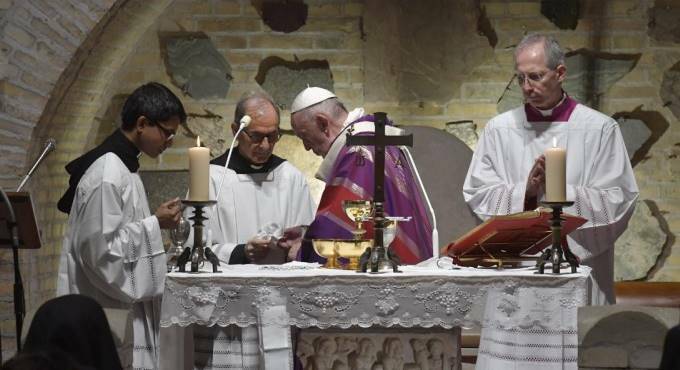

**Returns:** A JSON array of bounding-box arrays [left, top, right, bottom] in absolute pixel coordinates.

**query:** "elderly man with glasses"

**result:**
[[178, 91, 315, 370], [463, 34, 639, 305]]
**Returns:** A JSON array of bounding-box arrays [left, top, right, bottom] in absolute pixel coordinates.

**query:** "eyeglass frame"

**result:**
[[154, 122, 176, 142], [241, 129, 281, 144], [515, 69, 555, 86]]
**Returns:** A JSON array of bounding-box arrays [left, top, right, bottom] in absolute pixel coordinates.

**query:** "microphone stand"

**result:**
[[0, 186, 24, 353]]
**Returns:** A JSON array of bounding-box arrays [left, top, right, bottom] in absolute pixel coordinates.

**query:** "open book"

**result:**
[[443, 208, 586, 266]]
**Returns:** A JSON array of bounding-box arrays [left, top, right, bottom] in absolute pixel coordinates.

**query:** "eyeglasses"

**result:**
[[516, 70, 553, 86], [242, 129, 281, 144], [155, 124, 176, 142]]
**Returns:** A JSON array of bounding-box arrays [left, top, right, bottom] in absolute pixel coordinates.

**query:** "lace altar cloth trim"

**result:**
[[160, 266, 590, 332]]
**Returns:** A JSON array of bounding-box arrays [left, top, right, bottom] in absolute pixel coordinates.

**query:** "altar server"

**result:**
[[463, 34, 639, 305], [57, 82, 185, 369]]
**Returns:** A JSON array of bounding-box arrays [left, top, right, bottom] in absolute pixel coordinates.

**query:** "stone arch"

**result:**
[[580, 310, 670, 369], [0, 0, 173, 355]]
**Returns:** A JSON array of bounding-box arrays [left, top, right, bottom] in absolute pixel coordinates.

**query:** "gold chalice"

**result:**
[[312, 239, 373, 270], [342, 200, 374, 239]]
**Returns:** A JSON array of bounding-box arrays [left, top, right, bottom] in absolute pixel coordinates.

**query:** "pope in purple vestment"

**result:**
[[293, 104, 434, 264]]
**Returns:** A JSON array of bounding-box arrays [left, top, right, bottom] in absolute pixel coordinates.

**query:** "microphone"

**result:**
[[216, 115, 251, 201], [16, 138, 56, 192], [404, 148, 439, 258]]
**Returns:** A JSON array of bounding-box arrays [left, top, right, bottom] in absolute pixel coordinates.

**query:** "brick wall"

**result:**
[[0, 0, 679, 361], [0, 0, 173, 358]]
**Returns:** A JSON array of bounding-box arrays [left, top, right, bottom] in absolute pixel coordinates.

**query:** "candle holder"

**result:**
[[536, 201, 579, 274], [358, 202, 402, 274], [177, 200, 219, 273]]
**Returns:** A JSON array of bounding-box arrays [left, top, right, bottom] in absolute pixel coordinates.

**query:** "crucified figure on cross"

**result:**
[[346, 112, 413, 273]]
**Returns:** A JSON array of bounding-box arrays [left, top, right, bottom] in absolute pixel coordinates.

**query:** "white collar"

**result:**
[[536, 93, 567, 117], [316, 108, 365, 182]]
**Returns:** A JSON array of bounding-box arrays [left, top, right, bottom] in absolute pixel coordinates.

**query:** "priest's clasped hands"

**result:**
[[154, 197, 182, 229], [526, 155, 546, 199]]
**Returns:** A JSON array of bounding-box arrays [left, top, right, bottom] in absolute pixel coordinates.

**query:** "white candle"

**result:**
[[189, 136, 210, 201], [545, 137, 566, 202]]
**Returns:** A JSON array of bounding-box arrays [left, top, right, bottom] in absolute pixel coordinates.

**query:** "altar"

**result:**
[[159, 262, 591, 369]]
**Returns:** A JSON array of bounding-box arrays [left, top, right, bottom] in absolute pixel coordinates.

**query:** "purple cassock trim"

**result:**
[[524, 96, 578, 122]]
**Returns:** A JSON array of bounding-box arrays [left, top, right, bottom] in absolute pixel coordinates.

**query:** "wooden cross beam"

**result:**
[[345, 112, 412, 272], [345, 112, 412, 204]]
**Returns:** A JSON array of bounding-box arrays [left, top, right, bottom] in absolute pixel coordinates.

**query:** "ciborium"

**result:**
[[312, 239, 372, 270], [342, 200, 373, 239]]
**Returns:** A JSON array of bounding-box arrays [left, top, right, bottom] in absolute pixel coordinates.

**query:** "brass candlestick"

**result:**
[[536, 201, 579, 274]]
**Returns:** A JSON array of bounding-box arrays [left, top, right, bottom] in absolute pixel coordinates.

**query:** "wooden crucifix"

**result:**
[[345, 112, 413, 273]]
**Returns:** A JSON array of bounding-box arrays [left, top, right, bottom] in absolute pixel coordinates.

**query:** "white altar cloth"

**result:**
[[160, 264, 591, 369]]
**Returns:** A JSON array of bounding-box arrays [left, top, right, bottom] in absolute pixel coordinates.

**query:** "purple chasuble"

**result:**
[[300, 115, 433, 264]]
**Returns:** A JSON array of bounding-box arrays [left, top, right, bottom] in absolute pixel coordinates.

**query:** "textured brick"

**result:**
[[225, 51, 262, 65], [249, 34, 314, 49], [213, 35, 247, 49], [300, 18, 360, 33], [461, 82, 507, 100], [482, 2, 506, 17], [212, 0, 240, 15], [344, 2, 363, 16], [507, 2, 541, 16], [187, 0, 210, 14], [56, 15, 85, 40], [29, 17, 77, 52], [609, 34, 646, 50], [446, 102, 498, 118], [314, 35, 362, 50], [197, 17, 262, 32], [4, 23, 35, 47], [0, 81, 48, 104], [605, 0, 643, 17], [308, 3, 343, 17], [493, 18, 555, 33]]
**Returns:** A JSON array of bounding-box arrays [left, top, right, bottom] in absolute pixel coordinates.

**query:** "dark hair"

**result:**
[[23, 295, 122, 370], [120, 82, 187, 130]]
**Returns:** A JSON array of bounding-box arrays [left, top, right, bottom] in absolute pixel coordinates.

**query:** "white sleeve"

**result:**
[[75, 181, 166, 303], [463, 123, 526, 219], [566, 121, 639, 258]]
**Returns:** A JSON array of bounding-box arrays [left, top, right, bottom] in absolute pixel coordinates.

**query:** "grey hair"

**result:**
[[515, 33, 565, 70], [234, 90, 280, 125], [294, 97, 347, 124]]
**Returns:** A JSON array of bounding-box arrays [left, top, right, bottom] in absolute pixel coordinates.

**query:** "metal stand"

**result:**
[[0, 188, 24, 354], [358, 202, 401, 273], [536, 201, 579, 274], [177, 200, 219, 273]]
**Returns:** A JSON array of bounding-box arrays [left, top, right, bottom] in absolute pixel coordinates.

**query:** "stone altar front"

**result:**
[[160, 263, 591, 370]]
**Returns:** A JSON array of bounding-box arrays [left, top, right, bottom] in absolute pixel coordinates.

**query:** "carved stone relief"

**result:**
[[297, 328, 461, 370]]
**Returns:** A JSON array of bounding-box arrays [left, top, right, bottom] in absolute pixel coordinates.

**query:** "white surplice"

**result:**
[[463, 104, 639, 305], [58, 153, 166, 370], [174, 160, 315, 370]]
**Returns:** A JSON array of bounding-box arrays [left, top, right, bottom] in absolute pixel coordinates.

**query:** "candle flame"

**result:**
[[196, 136, 201, 147], [552, 137, 557, 148]]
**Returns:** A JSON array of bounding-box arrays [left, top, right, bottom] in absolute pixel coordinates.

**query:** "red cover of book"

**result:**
[[444, 209, 586, 265]]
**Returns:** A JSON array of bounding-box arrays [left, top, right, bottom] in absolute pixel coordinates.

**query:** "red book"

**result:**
[[444, 209, 586, 266]]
